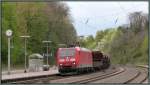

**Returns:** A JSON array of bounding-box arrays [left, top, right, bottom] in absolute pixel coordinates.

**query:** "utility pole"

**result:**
[[20, 35, 30, 73], [6, 29, 13, 75], [77, 35, 84, 47], [42, 41, 51, 65]]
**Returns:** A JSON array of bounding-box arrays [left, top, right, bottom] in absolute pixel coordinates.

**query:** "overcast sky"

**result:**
[[64, 1, 148, 37]]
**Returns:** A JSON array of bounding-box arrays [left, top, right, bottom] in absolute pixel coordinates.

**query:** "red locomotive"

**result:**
[[56, 47, 110, 74]]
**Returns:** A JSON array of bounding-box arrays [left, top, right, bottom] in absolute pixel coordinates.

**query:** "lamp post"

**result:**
[[6, 29, 13, 75], [20, 35, 30, 73], [42, 41, 51, 65]]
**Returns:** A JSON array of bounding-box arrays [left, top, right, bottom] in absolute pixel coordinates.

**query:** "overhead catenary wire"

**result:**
[[85, 18, 89, 24], [76, 16, 119, 30], [80, 3, 138, 27], [77, 19, 99, 29], [74, 2, 141, 34]]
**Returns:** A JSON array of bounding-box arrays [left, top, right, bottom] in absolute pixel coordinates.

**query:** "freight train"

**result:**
[[56, 47, 110, 74]]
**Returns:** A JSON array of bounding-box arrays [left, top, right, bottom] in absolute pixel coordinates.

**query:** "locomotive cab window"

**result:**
[[59, 49, 75, 57]]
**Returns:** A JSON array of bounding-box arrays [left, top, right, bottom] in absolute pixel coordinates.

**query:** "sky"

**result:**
[[64, 1, 148, 37]]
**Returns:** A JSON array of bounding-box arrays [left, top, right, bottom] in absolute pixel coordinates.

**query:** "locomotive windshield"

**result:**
[[59, 49, 75, 57]]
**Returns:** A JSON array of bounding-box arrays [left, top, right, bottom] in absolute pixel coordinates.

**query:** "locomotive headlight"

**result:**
[[73, 62, 76, 65]]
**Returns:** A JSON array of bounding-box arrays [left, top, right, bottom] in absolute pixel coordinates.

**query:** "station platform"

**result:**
[[2, 68, 58, 82]]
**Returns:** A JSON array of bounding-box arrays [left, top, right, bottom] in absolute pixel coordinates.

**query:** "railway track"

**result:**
[[86, 66, 148, 83], [3, 65, 147, 84], [70, 67, 125, 84], [49, 66, 121, 83], [125, 65, 148, 83], [50, 66, 147, 84], [5, 67, 114, 84], [9, 65, 117, 84]]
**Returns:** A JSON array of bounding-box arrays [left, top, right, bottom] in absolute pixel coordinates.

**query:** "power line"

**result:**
[[74, 3, 140, 31], [76, 17, 119, 31], [77, 19, 99, 29]]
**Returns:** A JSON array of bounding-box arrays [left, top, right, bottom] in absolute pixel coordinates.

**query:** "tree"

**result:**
[[2, 2, 77, 66], [128, 12, 148, 33]]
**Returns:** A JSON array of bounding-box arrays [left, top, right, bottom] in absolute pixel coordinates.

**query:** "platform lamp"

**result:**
[[6, 29, 13, 75], [42, 40, 52, 65], [20, 35, 30, 73]]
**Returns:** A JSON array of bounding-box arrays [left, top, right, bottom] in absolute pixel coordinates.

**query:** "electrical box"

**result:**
[[28, 53, 43, 72]]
